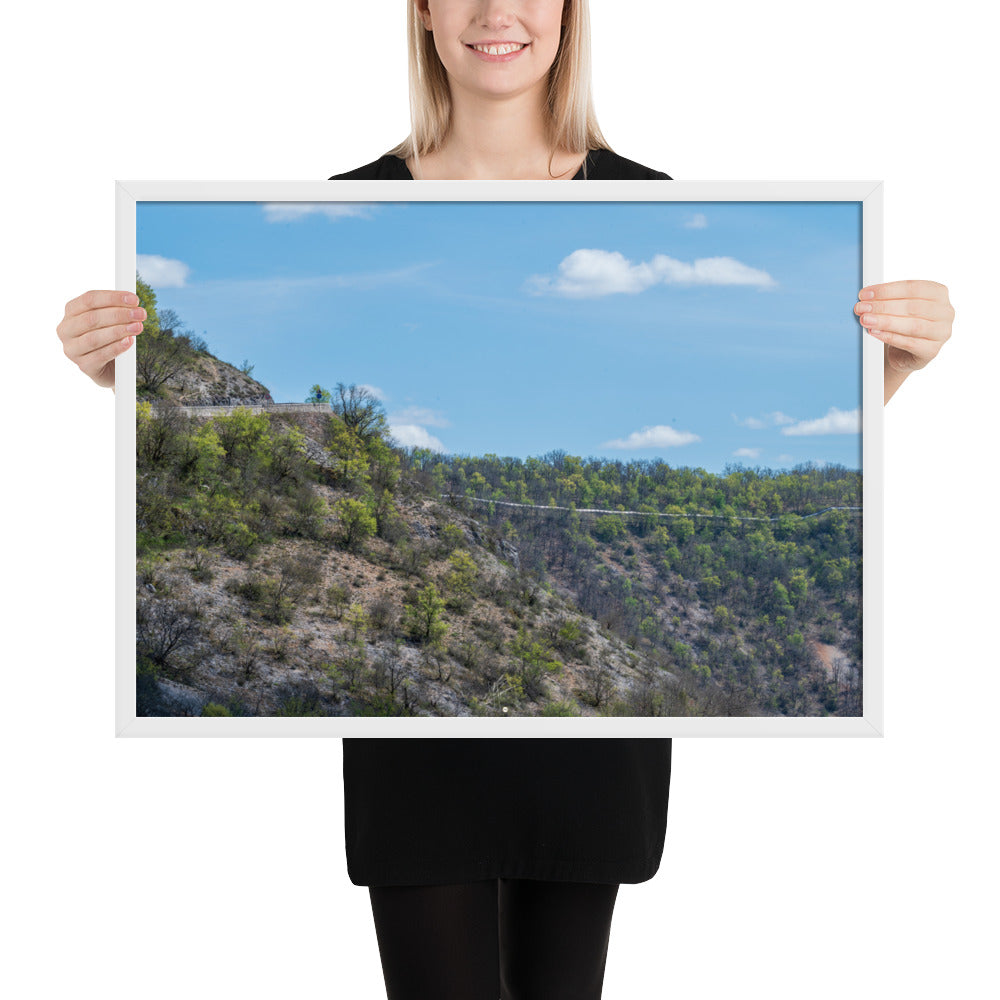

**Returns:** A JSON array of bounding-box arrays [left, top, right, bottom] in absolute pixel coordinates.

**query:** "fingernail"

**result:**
[[127, 321, 142, 333], [123, 293, 139, 306], [859, 289, 874, 300], [856, 302, 872, 313]]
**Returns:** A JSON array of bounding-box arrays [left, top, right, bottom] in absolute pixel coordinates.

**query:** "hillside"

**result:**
[[134, 309, 273, 405], [134, 333, 862, 719]]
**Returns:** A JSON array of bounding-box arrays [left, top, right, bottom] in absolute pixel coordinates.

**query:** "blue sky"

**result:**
[[137, 199, 863, 474]]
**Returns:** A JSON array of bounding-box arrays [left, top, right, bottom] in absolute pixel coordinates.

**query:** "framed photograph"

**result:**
[[116, 180, 882, 737]]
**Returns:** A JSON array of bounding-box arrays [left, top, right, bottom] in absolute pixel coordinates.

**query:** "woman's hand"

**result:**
[[854, 280, 954, 404], [57, 290, 147, 391]]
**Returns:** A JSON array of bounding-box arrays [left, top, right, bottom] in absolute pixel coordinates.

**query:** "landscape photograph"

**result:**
[[133, 196, 863, 720]]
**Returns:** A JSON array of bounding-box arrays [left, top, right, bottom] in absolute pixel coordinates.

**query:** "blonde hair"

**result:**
[[385, 0, 612, 178]]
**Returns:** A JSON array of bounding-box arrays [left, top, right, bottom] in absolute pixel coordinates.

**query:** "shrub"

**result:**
[[136, 597, 200, 669], [287, 486, 328, 540], [352, 691, 414, 717], [552, 618, 587, 659], [221, 520, 259, 560], [369, 594, 397, 634], [227, 572, 294, 625], [540, 700, 580, 717], [275, 551, 324, 598], [577, 666, 613, 708], [274, 683, 325, 716], [436, 523, 465, 556], [186, 547, 213, 583], [395, 542, 430, 577], [136, 654, 161, 716], [591, 515, 626, 544], [326, 582, 349, 619], [227, 623, 260, 680]]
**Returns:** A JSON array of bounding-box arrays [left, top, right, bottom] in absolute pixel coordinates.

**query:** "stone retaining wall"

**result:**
[[148, 402, 332, 418]]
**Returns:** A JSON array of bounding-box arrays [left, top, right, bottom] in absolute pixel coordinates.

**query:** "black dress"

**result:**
[[330, 147, 673, 887]]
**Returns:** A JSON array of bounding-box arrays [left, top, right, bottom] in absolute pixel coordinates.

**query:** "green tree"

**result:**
[[367, 436, 401, 495], [788, 568, 810, 608], [444, 549, 478, 611], [267, 424, 310, 488], [670, 516, 696, 545], [306, 384, 332, 404], [135, 274, 161, 337], [135, 333, 189, 396], [403, 583, 448, 646], [511, 628, 550, 673], [509, 627, 558, 700], [326, 582, 349, 620], [333, 382, 389, 443], [136, 400, 181, 466], [591, 515, 626, 544], [344, 602, 370, 642], [334, 497, 377, 550], [212, 408, 273, 484], [713, 604, 736, 631], [133, 282, 186, 396], [176, 421, 225, 482], [769, 579, 794, 616], [325, 418, 369, 488], [437, 523, 465, 555]]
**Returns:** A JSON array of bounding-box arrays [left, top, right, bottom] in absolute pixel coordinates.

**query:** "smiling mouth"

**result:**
[[467, 42, 529, 56]]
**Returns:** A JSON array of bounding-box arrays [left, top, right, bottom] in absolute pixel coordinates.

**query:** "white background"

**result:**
[[4, 1, 996, 997]]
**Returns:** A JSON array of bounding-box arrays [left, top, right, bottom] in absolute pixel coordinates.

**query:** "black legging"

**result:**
[[368, 878, 620, 1000]]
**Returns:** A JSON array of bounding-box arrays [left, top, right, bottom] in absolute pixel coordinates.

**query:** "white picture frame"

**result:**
[[116, 179, 883, 737]]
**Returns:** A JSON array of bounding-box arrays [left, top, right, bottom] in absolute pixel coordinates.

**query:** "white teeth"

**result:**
[[471, 43, 526, 55]]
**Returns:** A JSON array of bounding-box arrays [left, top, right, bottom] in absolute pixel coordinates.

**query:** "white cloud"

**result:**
[[389, 424, 447, 452], [136, 254, 190, 288], [386, 401, 450, 452], [732, 411, 796, 429], [781, 407, 861, 436], [600, 425, 701, 450], [261, 202, 376, 222], [684, 213, 708, 229], [733, 447, 762, 458], [526, 249, 656, 296], [388, 405, 449, 428], [357, 383, 386, 401], [526, 249, 776, 298]]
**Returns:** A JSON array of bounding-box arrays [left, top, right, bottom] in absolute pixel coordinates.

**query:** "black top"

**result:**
[[330, 146, 672, 182], [331, 147, 672, 886]]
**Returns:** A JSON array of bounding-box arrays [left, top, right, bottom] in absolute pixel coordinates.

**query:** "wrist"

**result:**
[[884, 350, 910, 405]]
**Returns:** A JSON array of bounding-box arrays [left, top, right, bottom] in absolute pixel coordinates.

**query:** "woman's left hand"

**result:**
[[855, 279, 954, 375]]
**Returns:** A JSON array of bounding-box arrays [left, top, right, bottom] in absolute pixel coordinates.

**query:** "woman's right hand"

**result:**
[[57, 290, 147, 391]]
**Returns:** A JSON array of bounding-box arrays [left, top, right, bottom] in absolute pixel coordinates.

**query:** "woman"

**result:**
[[57, 2, 953, 997]]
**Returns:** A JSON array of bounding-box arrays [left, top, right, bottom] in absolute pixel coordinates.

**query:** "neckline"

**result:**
[[396, 150, 594, 180]]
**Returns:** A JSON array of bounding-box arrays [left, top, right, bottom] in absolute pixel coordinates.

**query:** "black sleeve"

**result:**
[[329, 155, 411, 180], [585, 148, 671, 180]]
